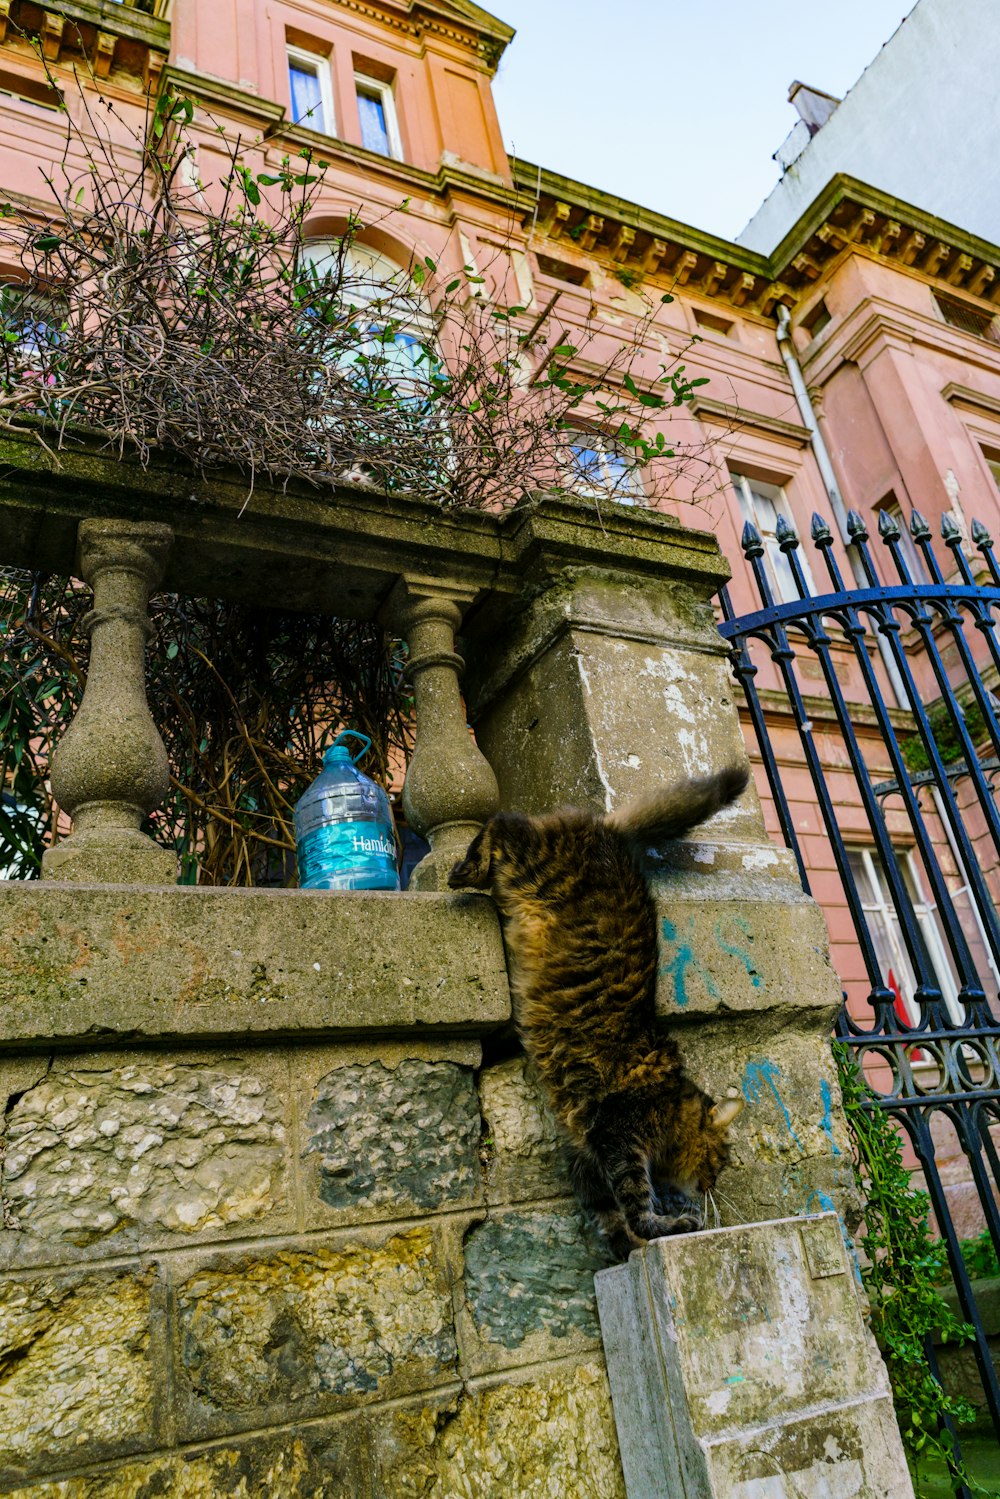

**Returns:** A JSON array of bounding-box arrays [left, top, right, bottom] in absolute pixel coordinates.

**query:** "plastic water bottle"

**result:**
[[294, 731, 400, 891]]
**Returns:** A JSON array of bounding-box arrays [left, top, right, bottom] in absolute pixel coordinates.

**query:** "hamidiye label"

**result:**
[[297, 818, 399, 890]]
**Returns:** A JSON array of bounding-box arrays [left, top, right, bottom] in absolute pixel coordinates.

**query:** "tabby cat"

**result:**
[[448, 765, 749, 1257]]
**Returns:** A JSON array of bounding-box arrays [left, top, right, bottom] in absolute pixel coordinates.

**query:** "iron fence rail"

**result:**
[[718, 506, 1000, 1479]]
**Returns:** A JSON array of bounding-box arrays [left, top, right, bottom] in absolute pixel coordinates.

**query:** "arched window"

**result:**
[[299, 241, 433, 391], [1, 282, 63, 374]]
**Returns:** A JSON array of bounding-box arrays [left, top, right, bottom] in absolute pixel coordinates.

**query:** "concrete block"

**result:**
[[651, 877, 841, 1025], [368, 1361, 626, 1498], [1, 1049, 293, 1257], [301, 1053, 482, 1220], [595, 1214, 913, 1499], [0, 884, 511, 1050]]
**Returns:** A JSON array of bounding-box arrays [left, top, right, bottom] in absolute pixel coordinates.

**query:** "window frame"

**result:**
[[847, 845, 962, 1027], [731, 471, 814, 602], [287, 45, 336, 136], [354, 72, 402, 160], [1, 282, 65, 377]]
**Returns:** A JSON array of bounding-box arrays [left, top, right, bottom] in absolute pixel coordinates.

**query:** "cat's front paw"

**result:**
[[635, 1210, 701, 1240]]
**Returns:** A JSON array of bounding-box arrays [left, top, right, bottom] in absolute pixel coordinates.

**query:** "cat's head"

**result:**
[[695, 1096, 743, 1193], [448, 823, 495, 890], [448, 813, 533, 892]]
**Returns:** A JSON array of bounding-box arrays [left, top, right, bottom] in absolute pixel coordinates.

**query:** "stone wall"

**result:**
[[0, 1034, 625, 1497], [0, 493, 868, 1495]]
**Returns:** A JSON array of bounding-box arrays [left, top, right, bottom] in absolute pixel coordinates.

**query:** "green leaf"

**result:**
[[34, 235, 61, 252]]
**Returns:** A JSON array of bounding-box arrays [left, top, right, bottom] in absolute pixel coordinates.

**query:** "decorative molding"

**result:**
[[942, 382, 1000, 421], [160, 65, 285, 125], [330, 0, 513, 71], [514, 163, 1000, 324], [689, 396, 811, 448], [0, 0, 170, 59]]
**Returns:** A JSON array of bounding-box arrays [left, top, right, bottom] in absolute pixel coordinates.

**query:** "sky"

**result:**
[[490, 0, 917, 243]]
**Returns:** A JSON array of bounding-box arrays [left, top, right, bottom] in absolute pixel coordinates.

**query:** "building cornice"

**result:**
[[0, 0, 169, 85], [512, 163, 1000, 322], [514, 160, 782, 316], [689, 396, 811, 448], [329, 0, 513, 70]]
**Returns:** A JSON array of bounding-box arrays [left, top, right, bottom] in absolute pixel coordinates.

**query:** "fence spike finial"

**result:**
[[878, 509, 901, 541], [909, 509, 932, 542], [741, 519, 764, 556], [775, 514, 798, 549], [810, 512, 832, 544], [972, 517, 994, 549], [941, 513, 962, 547], [846, 509, 868, 541]]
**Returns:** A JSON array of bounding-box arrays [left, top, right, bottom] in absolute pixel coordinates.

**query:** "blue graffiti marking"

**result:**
[[818, 1079, 842, 1156], [803, 1188, 836, 1215], [742, 1059, 804, 1151], [660, 917, 720, 1007], [715, 916, 763, 990]]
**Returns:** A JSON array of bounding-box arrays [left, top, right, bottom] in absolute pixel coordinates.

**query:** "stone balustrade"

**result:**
[[0, 428, 722, 894]]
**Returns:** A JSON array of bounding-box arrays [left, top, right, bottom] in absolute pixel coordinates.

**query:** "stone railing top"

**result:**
[[0, 428, 731, 618]]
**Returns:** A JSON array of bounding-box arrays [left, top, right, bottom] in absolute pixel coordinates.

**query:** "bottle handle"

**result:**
[[331, 729, 373, 764]]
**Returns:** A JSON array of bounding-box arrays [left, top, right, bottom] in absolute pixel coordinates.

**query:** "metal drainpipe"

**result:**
[[775, 304, 855, 553], [775, 303, 908, 707]]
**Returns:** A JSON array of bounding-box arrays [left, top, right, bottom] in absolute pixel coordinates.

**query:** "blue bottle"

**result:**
[[294, 731, 400, 891]]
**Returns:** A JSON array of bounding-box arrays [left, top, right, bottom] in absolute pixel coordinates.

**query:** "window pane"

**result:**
[[290, 64, 324, 129], [568, 439, 643, 504], [358, 89, 390, 155]]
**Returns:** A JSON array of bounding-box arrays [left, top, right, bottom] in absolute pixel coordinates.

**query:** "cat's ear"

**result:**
[[709, 1097, 744, 1130]]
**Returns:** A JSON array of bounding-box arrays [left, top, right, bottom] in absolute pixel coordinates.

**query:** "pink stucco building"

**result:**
[[3, 0, 1000, 1213]]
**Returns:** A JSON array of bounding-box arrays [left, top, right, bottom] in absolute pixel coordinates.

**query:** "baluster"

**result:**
[[384, 576, 499, 891], [43, 518, 176, 884]]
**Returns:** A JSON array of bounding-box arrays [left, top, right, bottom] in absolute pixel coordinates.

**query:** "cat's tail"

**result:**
[[605, 764, 750, 844]]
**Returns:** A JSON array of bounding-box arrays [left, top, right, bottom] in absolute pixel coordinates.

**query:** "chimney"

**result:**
[[788, 80, 841, 135]]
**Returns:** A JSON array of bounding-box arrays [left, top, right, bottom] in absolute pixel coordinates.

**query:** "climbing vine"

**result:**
[[833, 1043, 986, 1494]]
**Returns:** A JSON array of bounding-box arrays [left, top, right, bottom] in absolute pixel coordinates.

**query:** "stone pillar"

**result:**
[[595, 1216, 913, 1498], [462, 497, 855, 1226], [43, 518, 176, 886], [384, 575, 499, 891]]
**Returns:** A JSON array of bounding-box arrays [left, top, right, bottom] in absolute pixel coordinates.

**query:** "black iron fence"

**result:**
[[718, 504, 1000, 1461]]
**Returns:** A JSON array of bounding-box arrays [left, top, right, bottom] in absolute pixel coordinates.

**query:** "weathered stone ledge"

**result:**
[[0, 883, 511, 1052]]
